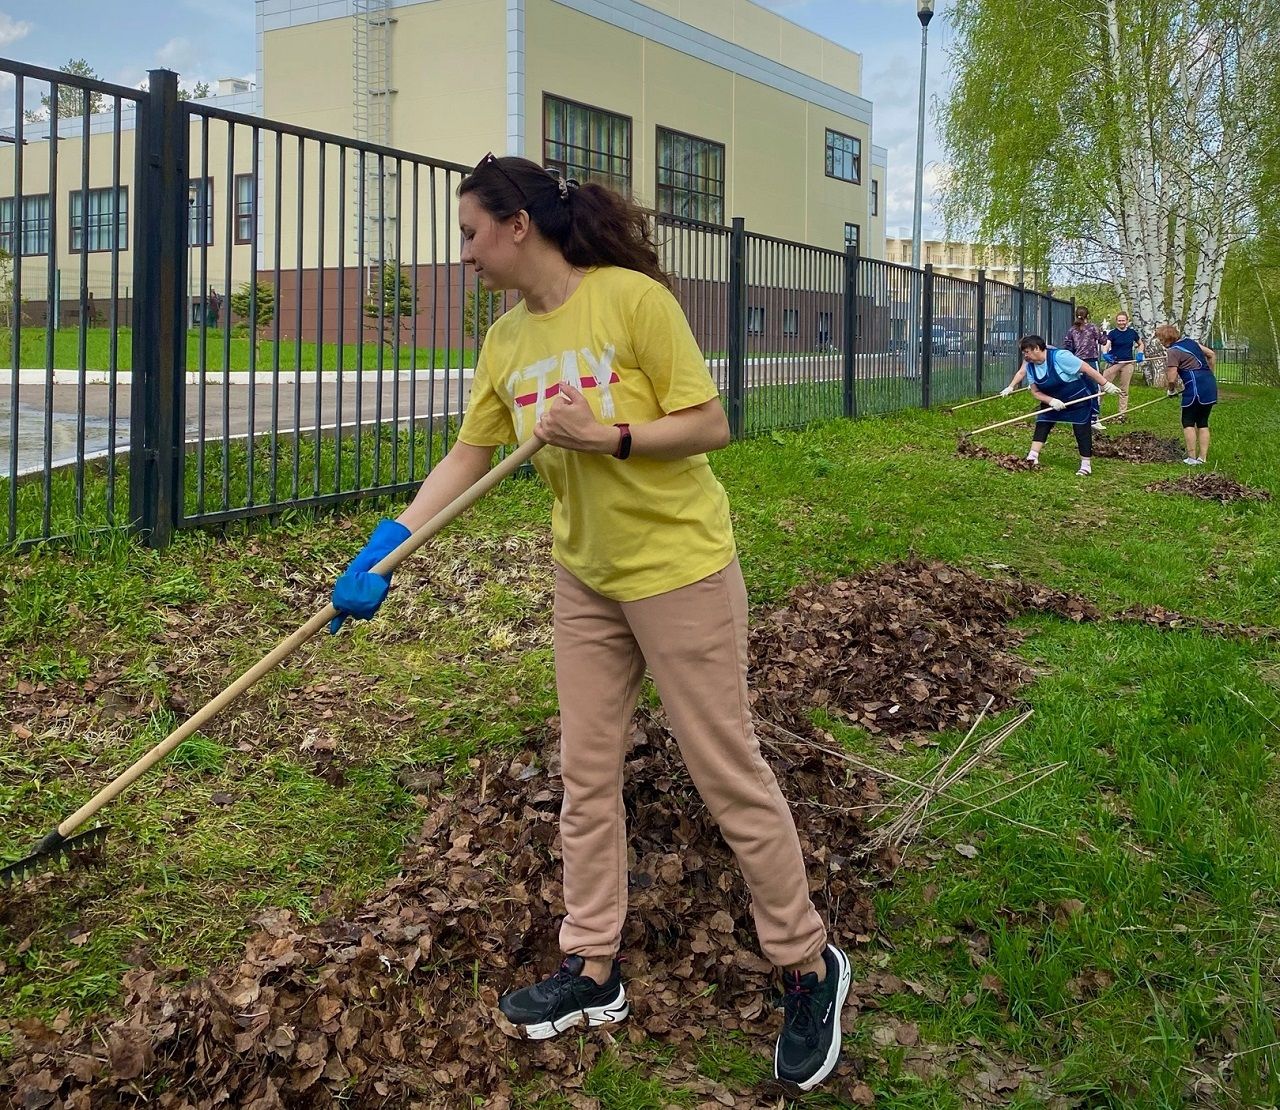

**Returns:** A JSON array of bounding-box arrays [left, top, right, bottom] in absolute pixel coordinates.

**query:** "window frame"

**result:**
[[234, 173, 255, 245], [844, 222, 861, 254], [68, 185, 129, 254], [825, 128, 862, 184], [188, 176, 214, 247], [655, 125, 725, 226], [542, 93, 633, 195], [0, 193, 52, 256], [746, 305, 765, 336], [871, 178, 879, 216]]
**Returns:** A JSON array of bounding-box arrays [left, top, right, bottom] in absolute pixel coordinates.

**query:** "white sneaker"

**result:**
[[1183, 457, 1199, 465], [1025, 454, 1040, 466], [1091, 421, 1107, 432], [1076, 466, 1092, 477]]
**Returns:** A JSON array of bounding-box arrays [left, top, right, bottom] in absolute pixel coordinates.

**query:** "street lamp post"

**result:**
[[911, 0, 934, 270]]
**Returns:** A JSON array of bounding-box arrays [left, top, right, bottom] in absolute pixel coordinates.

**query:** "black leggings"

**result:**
[[1181, 402, 1213, 429], [1032, 421, 1092, 455]]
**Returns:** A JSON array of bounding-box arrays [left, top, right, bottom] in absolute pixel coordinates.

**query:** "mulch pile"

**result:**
[[1091, 430, 1185, 462], [4, 558, 1274, 1108], [954, 440, 1038, 471], [1144, 472, 1272, 503]]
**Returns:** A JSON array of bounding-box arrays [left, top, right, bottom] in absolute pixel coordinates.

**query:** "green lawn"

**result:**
[[1, 325, 471, 373], [2, 384, 1279, 1105]]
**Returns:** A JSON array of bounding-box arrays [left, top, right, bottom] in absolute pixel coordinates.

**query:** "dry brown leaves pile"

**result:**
[[1, 714, 887, 1109], [954, 440, 1039, 471], [1091, 430, 1185, 462], [6, 556, 1273, 1108], [748, 558, 1097, 740], [1143, 472, 1273, 503]]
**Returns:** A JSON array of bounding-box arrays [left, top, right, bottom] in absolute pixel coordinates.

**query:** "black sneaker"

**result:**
[[774, 944, 852, 1091], [498, 955, 629, 1040]]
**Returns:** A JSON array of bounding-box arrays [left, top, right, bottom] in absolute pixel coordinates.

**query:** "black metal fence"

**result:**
[[2, 59, 1075, 550]]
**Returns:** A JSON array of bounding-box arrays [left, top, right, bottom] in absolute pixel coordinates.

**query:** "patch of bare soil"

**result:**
[[1091, 430, 1185, 462], [1144, 472, 1272, 503], [954, 440, 1039, 471]]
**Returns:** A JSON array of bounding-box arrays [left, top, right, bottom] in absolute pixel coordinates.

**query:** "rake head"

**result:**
[[0, 827, 111, 887]]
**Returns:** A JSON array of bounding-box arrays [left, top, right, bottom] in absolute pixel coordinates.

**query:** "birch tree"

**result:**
[[940, 0, 1280, 340]]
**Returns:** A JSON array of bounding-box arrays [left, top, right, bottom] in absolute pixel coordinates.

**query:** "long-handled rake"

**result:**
[[944, 386, 1028, 414], [963, 391, 1102, 438], [1, 438, 543, 886]]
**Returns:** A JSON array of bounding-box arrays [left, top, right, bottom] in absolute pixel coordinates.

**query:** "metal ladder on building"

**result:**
[[352, 0, 396, 284]]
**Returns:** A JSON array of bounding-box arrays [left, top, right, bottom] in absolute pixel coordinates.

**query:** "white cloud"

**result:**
[[0, 13, 32, 47]]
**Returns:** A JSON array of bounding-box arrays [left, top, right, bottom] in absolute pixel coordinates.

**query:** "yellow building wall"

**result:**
[[524, 0, 874, 253], [262, 0, 507, 167], [0, 123, 257, 304]]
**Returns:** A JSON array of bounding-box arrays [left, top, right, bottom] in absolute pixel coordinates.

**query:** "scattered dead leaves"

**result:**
[[1091, 431, 1186, 462], [1144, 472, 1272, 503], [954, 440, 1039, 471]]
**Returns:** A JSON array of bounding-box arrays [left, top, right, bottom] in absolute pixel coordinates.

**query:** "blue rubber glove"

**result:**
[[1135, 351, 1145, 363], [329, 518, 412, 634], [1101, 352, 1115, 364]]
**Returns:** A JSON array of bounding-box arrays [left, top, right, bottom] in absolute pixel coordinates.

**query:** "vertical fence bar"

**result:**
[[6, 80, 23, 543], [921, 263, 934, 409], [128, 69, 186, 547], [842, 244, 858, 419], [975, 268, 986, 396], [726, 216, 746, 440]]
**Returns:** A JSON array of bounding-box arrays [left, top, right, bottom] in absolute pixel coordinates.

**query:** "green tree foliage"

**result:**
[[176, 82, 213, 102], [23, 59, 106, 122], [464, 287, 506, 348], [942, 0, 1280, 337], [230, 281, 276, 348], [363, 263, 416, 348]]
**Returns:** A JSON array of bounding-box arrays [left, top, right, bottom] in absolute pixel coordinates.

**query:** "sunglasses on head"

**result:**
[[473, 152, 528, 205]]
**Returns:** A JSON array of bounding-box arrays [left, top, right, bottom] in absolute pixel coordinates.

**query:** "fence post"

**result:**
[[129, 69, 187, 548], [726, 216, 746, 440], [921, 263, 934, 409], [1017, 281, 1027, 346], [975, 269, 986, 396], [842, 243, 858, 419]]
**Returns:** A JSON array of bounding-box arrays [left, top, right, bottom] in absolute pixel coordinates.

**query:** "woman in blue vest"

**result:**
[[1154, 323, 1217, 465], [1000, 335, 1119, 475]]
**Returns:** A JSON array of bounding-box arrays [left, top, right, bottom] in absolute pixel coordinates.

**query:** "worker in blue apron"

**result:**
[[1154, 324, 1218, 465], [1000, 334, 1119, 475]]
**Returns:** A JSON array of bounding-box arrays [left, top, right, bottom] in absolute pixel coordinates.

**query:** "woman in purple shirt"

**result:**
[[1062, 307, 1108, 430]]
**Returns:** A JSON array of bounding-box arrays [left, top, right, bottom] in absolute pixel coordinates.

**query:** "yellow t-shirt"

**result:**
[[458, 266, 735, 601]]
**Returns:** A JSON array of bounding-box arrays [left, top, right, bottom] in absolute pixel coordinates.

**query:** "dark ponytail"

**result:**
[[459, 155, 671, 289]]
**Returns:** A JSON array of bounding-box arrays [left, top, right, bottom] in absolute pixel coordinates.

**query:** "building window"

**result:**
[[234, 174, 254, 244], [543, 94, 631, 194], [844, 222, 860, 253], [783, 308, 798, 337], [825, 128, 861, 184], [871, 179, 879, 216], [0, 194, 51, 256], [69, 186, 128, 253], [188, 177, 214, 246], [747, 305, 765, 335], [655, 127, 724, 224], [816, 310, 833, 347]]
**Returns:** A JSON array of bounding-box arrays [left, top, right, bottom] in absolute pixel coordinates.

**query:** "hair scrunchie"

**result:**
[[557, 176, 580, 201]]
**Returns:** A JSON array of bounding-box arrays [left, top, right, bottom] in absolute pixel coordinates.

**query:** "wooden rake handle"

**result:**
[[964, 392, 1102, 438], [56, 437, 544, 838], [945, 386, 1028, 413]]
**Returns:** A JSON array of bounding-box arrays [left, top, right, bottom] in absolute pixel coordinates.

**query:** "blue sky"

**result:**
[[0, 0, 950, 234]]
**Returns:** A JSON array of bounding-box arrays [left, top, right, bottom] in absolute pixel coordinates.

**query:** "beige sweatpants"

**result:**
[[1104, 360, 1136, 415], [553, 558, 828, 969]]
